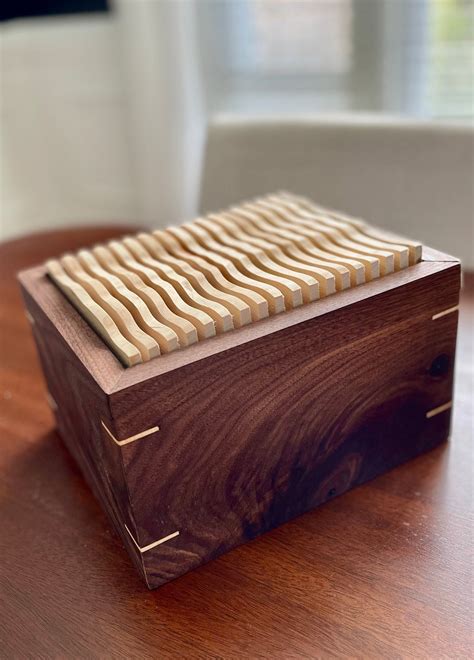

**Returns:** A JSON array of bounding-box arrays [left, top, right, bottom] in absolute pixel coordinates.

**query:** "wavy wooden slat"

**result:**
[[230, 204, 362, 287], [107, 241, 199, 346], [45, 259, 142, 366], [121, 236, 231, 335], [281, 192, 422, 265], [281, 191, 413, 251], [77, 249, 179, 353], [210, 210, 339, 296], [166, 226, 285, 314], [60, 254, 160, 362], [136, 233, 251, 328], [243, 201, 380, 281], [91, 246, 186, 351], [198, 216, 319, 303], [63, 255, 160, 360], [153, 230, 269, 322], [258, 198, 395, 276], [45, 192, 424, 365], [184, 223, 301, 309], [267, 194, 410, 270]]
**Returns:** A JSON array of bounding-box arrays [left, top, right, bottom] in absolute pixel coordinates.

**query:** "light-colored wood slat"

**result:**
[[136, 233, 251, 328], [243, 201, 380, 281], [267, 194, 409, 270], [60, 254, 160, 362], [107, 241, 204, 344], [221, 208, 345, 291], [153, 230, 269, 322], [209, 210, 339, 296], [229, 204, 363, 287], [184, 223, 301, 309], [46, 191, 424, 366], [45, 259, 142, 367], [286, 192, 422, 266], [258, 198, 395, 276], [122, 236, 232, 334], [77, 249, 179, 353], [281, 192, 422, 265], [198, 216, 319, 303], [166, 226, 285, 315], [91, 245, 192, 350]]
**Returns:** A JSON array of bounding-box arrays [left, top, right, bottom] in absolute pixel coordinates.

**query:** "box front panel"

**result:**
[[117, 268, 459, 587]]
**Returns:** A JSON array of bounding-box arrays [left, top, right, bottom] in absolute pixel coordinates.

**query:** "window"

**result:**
[[199, 0, 473, 119], [428, 0, 474, 118], [227, 0, 352, 75]]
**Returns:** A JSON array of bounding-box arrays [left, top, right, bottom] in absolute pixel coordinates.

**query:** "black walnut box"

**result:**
[[18, 195, 460, 589]]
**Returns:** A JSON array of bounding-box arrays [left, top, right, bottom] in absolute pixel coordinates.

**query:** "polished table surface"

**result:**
[[0, 228, 472, 659]]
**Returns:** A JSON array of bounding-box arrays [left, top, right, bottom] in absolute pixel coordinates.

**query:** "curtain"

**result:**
[[116, 0, 205, 228]]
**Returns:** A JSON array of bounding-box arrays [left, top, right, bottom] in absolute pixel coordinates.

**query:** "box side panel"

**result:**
[[114, 264, 460, 588], [20, 283, 147, 583]]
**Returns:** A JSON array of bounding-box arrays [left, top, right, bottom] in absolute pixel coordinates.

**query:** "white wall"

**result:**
[[115, 0, 206, 227], [0, 4, 207, 241], [0, 14, 138, 241]]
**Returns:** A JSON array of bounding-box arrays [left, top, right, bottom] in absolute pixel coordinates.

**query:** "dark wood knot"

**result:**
[[429, 353, 451, 378]]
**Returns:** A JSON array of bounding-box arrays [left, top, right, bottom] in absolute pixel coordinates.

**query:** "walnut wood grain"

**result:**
[[111, 262, 460, 586], [2, 227, 471, 658], [19, 239, 461, 590]]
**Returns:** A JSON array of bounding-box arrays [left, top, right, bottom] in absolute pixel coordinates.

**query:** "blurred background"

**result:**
[[1, 0, 473, 264]]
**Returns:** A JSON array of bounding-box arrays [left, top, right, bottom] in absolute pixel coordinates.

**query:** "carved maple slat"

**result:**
[[42, 193, 424, 365]]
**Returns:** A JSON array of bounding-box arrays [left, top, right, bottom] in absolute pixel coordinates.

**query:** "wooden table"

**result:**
[[1, 228, 472, 658]]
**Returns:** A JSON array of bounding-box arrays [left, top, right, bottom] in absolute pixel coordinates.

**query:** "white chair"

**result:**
[[200, 115, 474, 268]]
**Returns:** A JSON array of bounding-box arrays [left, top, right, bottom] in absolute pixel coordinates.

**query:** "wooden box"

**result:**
[[19, 235, 460, 589]]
